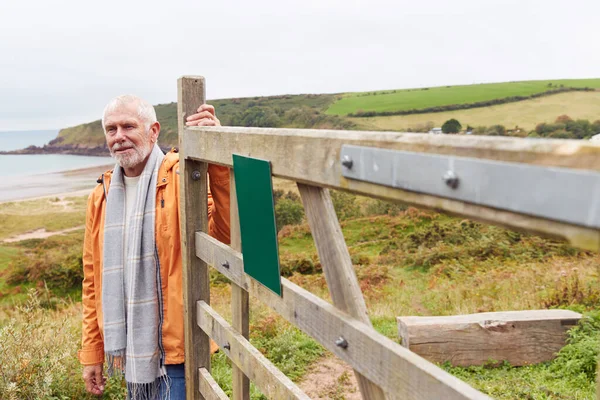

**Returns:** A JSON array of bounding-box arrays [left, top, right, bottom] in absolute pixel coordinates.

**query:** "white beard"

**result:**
[[110, 140, 151, 169]]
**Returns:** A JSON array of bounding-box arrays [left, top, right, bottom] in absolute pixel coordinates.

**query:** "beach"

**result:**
[[0, 162, 114, 203]]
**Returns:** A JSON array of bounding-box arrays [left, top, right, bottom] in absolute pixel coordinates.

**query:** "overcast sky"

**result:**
[[0, 0, 598, 131]]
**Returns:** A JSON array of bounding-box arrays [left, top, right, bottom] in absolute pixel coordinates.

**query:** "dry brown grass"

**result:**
[[353, 91, 600, 132]]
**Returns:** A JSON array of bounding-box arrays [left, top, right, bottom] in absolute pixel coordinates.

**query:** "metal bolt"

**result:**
[[223, 343, 230, 351], [335, 337, 348, 349], [443, 170, 459, 189], [341, 155, 353, 169], [222, 261, 230, 269], [191, 170, 202, 181]]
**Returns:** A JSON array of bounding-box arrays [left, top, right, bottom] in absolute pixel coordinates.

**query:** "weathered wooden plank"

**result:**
[[397, 310, 582, 367], [178, 76, 210, 400], [199, 367, 229, 400], [298, 183, 386, 400], [182, 127, 600, 251], [195, 232, 491, 400], [230, 169, 250, 400], [197, 301, 310, 400]]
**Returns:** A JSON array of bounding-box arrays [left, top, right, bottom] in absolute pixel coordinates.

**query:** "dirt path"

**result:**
[[1, 226, 85, 243], [299, 356, 361, 400]]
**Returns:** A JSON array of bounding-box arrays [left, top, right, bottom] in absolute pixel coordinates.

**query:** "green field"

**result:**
[[326, 79, 600, 116], [354, 90, 600, 132]]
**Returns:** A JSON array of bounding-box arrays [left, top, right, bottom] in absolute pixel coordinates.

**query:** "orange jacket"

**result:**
[[78, 150, 230, 366]]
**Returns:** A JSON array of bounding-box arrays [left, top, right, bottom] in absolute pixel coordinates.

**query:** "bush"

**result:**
[[274, 198, 304, 232], [442, 119, 462, 134], [239, 106, 281, 127], [7, 238, 84, 293], [551, 311, 600, 382], [548, 129, 575, 139], [330, 190, 362, 221], [0, 290, 126, 399], [485, 125, 507, 136], [533, 117, 598, 139]]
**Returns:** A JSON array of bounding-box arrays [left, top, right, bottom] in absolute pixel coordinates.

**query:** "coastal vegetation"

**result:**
[[0, 191, 598, 399], [2, 77, 600, 398], [22, 78, 599, 158]]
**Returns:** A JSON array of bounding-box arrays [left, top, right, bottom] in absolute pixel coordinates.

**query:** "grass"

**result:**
[[1, 193, 598, 399], [0, 246, 20, 295], [353, 90, 600, 132], [326, 78, 600, 116], [0, 196, 87, 240]]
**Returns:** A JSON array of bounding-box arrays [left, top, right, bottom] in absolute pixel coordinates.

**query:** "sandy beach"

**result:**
[[0, 163, 114, 203]]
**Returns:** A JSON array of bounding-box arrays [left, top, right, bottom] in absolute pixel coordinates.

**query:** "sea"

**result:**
[[0, 130, 114, 202]]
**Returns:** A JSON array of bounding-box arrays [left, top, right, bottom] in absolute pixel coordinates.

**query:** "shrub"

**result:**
[[239, 106, 280, 127], [550, 311, 600, 382], [548, 129, 575, 139], [330, 190, 362, 221], [274, 197, 304, 232], [0, 290, 126, 399], [566, 119, 593, 139], [442, 119, 462, 134], [485, 125, 507, 136], [7, 240, 84, 293]]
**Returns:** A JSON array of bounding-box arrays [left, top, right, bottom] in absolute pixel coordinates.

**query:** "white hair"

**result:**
[[102, 94, 157, 132]]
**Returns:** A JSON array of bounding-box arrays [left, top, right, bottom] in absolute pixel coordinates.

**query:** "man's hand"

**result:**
[[83, 364, 106, 395], [185, 104, 221, 127]]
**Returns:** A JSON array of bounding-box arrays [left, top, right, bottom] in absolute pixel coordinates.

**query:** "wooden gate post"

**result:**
[[178, 76, 210, 400]]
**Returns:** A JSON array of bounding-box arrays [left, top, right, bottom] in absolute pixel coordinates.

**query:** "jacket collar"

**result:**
[[98, 149, 179, 193]]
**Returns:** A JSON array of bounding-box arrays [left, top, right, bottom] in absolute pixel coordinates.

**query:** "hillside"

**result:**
[[326, 78, 600, 116], [50, 93, 350, 154], [354, 90, 600, 132], [27, 77, 600, 157]]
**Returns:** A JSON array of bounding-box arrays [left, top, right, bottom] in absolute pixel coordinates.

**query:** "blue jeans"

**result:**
[[159, 364, 186, 400], [127, 364, 186, 400]]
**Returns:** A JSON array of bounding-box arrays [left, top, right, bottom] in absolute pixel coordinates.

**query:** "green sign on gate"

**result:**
[[232, 154, 282, 296]]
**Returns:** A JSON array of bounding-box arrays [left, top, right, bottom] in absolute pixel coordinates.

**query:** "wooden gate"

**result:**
[[177, 76, 600, 400]]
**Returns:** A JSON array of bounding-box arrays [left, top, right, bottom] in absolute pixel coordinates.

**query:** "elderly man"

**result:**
[[79, 95, 230, 399]]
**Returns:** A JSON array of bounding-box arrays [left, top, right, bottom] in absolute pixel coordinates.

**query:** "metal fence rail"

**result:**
[[178, 76, 600, 400]]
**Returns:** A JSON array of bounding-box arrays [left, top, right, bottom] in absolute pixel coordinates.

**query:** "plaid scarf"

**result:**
[[102, 144, 167, 399]]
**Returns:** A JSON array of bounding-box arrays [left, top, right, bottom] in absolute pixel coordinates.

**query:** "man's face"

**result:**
[[104, 103, 153, 170]]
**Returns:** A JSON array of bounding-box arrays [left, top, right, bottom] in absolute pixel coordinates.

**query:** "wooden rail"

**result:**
[[178, 76, 600, 399], [181, 126, 600, 251]]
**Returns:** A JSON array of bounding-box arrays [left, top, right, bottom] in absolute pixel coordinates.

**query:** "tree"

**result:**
[[441, 119, 462, 134]]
